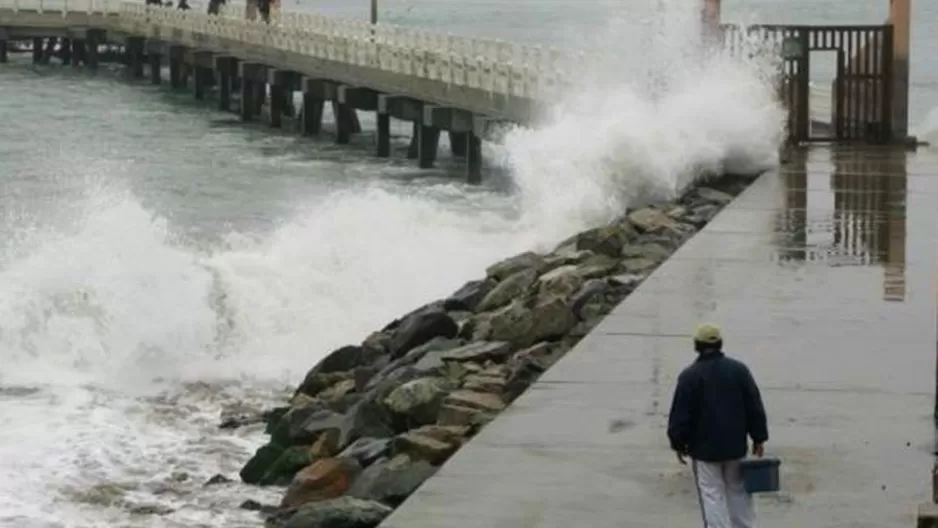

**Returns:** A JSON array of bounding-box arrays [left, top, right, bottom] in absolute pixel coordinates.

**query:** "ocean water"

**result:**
[[0, 0, 924, 526]]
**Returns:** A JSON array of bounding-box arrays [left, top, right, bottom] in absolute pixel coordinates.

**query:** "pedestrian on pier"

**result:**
[[667, 323, 769, 528]]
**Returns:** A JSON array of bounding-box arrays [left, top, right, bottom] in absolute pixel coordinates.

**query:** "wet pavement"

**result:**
[[379, 145, 938, 528]]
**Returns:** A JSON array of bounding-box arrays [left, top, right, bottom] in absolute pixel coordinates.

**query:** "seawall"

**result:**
[[227, 167, 765, 528]]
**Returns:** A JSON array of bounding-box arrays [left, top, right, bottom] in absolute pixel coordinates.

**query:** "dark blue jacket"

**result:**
[[667, 351, 768, 462]]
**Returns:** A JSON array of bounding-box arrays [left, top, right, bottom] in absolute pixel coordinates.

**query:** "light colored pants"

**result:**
[[691, 458, 755, 528]]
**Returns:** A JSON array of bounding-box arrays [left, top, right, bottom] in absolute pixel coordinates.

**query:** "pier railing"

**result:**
[[1, 0, 832, 123], [0, 0, 118, 13]]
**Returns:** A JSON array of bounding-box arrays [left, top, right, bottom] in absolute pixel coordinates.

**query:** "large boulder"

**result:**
[[574, 223, 634, 257], [443, 279, 496, 312], [336, 438, 391, 468], [462, 372, 507, 393], [308, 346, 382, 378], [278, 497, 392, 528], [536, 265, 584, 300], [386, 337, 465, 376], [239, 441, 316, 486], [486, 297, 576, 348], [413, 341, 513, 373], [475, 268, 538, 312], [296, 371, 354, 400], [280, 457, 363, 509], [346, 366, 427, 440], [388, 310, 458, 358], [570, 279, 610, 320], [259, 446, 315, 486], [347, 454, 438, 507], [485, 251, 545, 281], [391, 425, 470, 465], [682, 203, 720, 227], [383, 377, 453, 426], [437, 403, 495, 428], [443, 390, 506, 413], [695, 186, 734, 204], [381, 302, 444, 333], [621, 242, 672, 261], [618, 257, 658, 274], [283, 407, 352, 448], [240, 444, 286, 485], [575, 253, 620, 279], [219, 401, 267, 429], [502, 343, 569, 403], [627, 207, 681, 233]]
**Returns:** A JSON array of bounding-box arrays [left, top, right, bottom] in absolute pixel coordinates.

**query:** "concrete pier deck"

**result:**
[[379, 145, 938, 528]]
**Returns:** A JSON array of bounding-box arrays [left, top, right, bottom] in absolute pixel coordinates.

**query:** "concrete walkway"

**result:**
[[380, 145, 938, 528]]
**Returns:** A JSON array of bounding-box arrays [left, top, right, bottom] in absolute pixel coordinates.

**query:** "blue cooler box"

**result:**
[[740, 458, 781, 493]]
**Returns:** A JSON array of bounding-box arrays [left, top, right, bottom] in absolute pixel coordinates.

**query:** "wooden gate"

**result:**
[[721, 24, 894, 145]]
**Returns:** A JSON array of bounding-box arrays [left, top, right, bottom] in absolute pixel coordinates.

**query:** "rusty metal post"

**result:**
[[889, 0, 910, 140]]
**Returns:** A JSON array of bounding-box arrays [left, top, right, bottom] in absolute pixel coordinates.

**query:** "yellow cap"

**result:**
[[694, 323, 722, 343]]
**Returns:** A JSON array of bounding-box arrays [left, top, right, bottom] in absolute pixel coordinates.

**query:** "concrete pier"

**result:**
[[2, 7, 499, 182], [379, 145, 938, 528]]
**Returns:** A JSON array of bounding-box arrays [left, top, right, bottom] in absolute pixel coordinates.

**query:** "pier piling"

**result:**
[[466, 134, 482, 184], [417, 124, 440, 169], [149, 51, 161, 84], [60, 38, 70, 65], [214, 56, 237, 111], [70, 39, 84, 67], [127, 37, 144, 78], [31, 37, 41, 63], [84, 30, 100, 70], [168, 45, 184, 88], [267, 69, 297, 128]]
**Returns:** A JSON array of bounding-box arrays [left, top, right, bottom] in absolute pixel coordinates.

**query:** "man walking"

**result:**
[[667, 323, 769, 528]]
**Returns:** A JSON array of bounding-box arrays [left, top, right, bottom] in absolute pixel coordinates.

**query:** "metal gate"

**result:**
[[721, 24, 894, 145]]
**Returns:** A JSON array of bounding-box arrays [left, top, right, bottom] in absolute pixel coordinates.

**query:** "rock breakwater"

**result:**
[[226, 175, 753, 528]]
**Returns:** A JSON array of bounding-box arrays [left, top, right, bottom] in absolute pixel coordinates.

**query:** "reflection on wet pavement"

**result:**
[[778, 148, 909, 303], [379, 146, 938, 528]]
